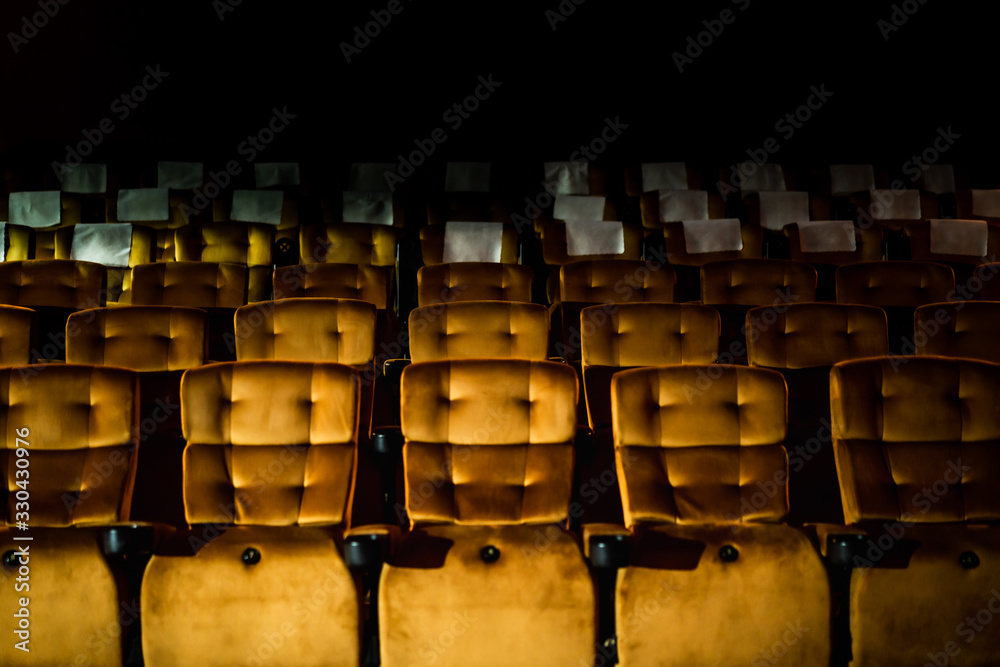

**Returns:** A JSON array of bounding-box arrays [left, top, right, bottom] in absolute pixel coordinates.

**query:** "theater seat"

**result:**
[[578, 302, 720, 523], [234, 298, 384, 525], [0, 364, 142, 666], [0, 259, 107, 360], [914, 300, 1000, 363], [609, 365, 831, 666], [829, 356, 1000, 667], [380, 360, 595, 666], [66, 305, 208, 527], [746, 302, 888, 524], [416, 262, 533, 307], [141, 361, 367, 666], [54, 224, 157, 303], [835, 260, 955, 355]]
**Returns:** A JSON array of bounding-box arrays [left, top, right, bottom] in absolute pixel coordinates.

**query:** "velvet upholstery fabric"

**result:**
[[141, 361, 362, 665], [611, 365, 831, 666], [830, 356, 1000, 666], [0, 365, 139, 666], [417, 262, 532, 306], [380, 360, 595, 665], [301, 222, 400, 266], [130, 261, 248, 309], [408, 301, 548, 363], [235, 298, 376, 366]]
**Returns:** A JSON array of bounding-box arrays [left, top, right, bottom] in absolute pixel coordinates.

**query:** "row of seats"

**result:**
[[0, 295, 996, 530], [0, 256, 995, 364], [1, 354, 997, 666]]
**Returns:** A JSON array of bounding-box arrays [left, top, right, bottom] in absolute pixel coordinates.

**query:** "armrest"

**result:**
[[344, 525, 400, 571], [371, 425, 403, 457], [809, 523, 869, 567], [584, 523, 631, 568], [100, 522, 169, 557]]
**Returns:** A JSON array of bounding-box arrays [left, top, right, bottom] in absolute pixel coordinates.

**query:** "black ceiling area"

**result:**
[[0, 0, 993, 180]]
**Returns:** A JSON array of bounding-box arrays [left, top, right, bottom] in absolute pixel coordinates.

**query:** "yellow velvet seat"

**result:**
[[836, 260, 955, 355], [174, 221, 275, 303], [0, 304, 35, 365], [700, 258, 818, 365], [0, 364, 141, 667], [914, 300, 1000, 362], [234, 298, 384, 524], [381, 359, 596, 666], [746, 302, 888, 524], [611, 365, 831, 666], [0, 259, 107, 360], [300, 222, 401, 268], [830, 356, 1000, 666], [130, 261, 247, 362], [141, 361, 364, 666], [407, 300, 549, 362], [66, 305, 209, 527], [53, 224, 157, 303], [416, 262, 533, 307]]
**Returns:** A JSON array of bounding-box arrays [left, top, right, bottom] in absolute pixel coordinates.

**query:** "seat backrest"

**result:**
[[0, 305, 35, 365], [0, 259, 106, 309], [836, 261, 955, 307], [417, 262, 532, 306], [300, 223, 400, 266], [181, 361, 359, 527], [914, 301, 1000, 363], [235, 298, 376, 364], [174, 221, 274, 267], [560, 259, 676, 304], [830, 356, 1000, 525], [701, 259, 817, 306], [612, 365, 788, 527], [65, 305, 208, 371], [408, 301, 548, 362], [1, 364, 139, 526], [130, 261, 248, 308], [273, 263, 391, 310], [746, 303, 888, 369], [581, 303, 719, 368], [400, 359, 577, 526]]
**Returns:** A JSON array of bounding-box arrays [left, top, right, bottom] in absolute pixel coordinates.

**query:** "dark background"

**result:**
[[0, 0, 994, 184]]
